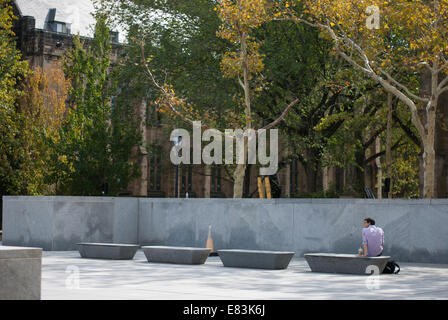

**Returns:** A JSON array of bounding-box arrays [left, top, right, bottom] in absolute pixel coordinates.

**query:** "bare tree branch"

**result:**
[[364, 138, 405, 165], [139, 41, 195, 126], [363, 124, 387, 149], [439, 85, 448, 96], [393, 113, 420, 146], [379, 68, 429, 102], [417, 61, 432, 72], [260, 98, 300, 130], [438, 75, 448, 91], [238, 76, 245, 91]]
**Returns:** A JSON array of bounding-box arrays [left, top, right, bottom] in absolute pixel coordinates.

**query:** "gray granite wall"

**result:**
[[3, 197, 448, 263], [2, 196, 138, 250], [0, 246, 42, 300]]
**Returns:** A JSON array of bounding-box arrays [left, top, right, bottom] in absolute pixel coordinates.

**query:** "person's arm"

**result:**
[[362, 228, 367, 257], [362, 229, 368, 256]]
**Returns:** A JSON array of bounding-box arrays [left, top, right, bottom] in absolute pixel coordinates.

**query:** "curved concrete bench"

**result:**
[[304, 253, 391, 275], [77, 243, 139, 260], [0, 246, 42, 300], [218, 249, 295, 270], [142, 246, 211, 265]]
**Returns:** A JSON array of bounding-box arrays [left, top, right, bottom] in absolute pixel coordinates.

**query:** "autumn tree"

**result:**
[[209, 0, 299, 197], [0, 0, 31, 196], [19, 63, 70, 194], [283, 0, 448, 198], [215, 0, 270, 197], [253, 17, 377, 195], [21, 63, 69, 138]]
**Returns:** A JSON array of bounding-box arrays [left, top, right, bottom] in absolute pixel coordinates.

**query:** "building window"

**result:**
[[290, 159, 299, 196], [148, 145, 165, 197], [211, 165, 225, 198], [110, 31, 119, 43], [181, 164, 193, 195], [147, 101, 162, 127], [47, 21, 70, 35], [45, 9, 71, 35], [149, 154, 162, 191], [211, 166, 222, 193], [178, 148, 193, 197]]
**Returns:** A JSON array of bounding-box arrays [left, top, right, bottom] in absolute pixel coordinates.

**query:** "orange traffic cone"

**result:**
[[206, 225, 218, 256]]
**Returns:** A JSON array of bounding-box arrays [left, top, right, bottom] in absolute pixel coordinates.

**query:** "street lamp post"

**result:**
[[173, 136, 183, 198]]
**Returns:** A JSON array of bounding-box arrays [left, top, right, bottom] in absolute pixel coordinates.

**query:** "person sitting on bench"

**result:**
[[360, 217, 384, 257]]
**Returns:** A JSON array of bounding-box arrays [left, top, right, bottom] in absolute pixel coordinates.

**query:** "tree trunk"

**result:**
[[386, 92, 393, 198], [423, 149, 436, 198], [285, 163, 291, 198], [423, 108, 437, 198], [375, 137, 382, 199], [233, 163, 247, 198], [233, 31, 252, 198], [354, 148, 366, 194], [422, 66, 439, 199], [204, 165, 211, 198], [322, 166, 329, 192]]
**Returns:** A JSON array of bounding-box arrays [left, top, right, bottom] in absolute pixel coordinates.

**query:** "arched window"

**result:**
[[148, 145, 165, 197]]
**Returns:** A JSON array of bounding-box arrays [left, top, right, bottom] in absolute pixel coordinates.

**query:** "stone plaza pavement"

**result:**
[[41, 251, 448, 300]]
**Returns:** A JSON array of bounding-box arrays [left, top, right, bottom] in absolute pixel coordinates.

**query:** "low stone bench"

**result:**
[[77, 243, 139, 260], [304, 253, 391, 275], [0, 246, 42, 300], [142, 246, 211, 265], [218, 249, 295, 270]]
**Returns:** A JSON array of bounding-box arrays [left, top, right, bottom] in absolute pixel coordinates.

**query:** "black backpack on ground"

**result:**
[[383, 260, 400, 274]]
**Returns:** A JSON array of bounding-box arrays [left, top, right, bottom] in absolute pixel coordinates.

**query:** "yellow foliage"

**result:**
[[216, 0, 273, 79], [21, 62, 70, 139], [298, 0, 448, 71]]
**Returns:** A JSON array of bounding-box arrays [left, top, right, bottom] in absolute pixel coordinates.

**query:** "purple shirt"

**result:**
[[362, 225, 384, 257]]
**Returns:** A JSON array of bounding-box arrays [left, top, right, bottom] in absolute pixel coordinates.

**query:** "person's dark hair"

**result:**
[[364, 218, 376, 225]]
